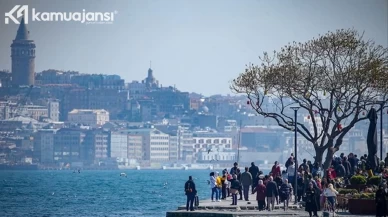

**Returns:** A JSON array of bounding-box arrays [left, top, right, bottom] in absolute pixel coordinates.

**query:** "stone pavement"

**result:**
[[167, 193, 374, 217], [178, 192, 299, 211], [167, 210, 374, 217]]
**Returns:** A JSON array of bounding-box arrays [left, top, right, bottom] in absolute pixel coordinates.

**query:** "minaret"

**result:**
[[11, 17, 36, 86]]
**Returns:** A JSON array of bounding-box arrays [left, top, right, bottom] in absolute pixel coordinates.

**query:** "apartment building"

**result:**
[[67, 109, 109, 127]]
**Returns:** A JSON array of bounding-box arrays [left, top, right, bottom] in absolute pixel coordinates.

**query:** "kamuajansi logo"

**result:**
[[5, 5, 117, 24]]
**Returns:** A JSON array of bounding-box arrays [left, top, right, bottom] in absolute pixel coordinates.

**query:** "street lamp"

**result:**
[[290, 106, 300, 204], [376, 101, 385, 161]]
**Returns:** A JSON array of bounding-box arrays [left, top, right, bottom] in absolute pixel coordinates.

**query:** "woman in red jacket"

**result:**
[[252, 179, 267, 211], [327, 166, 336, 181], [271, 161, 281, 177]]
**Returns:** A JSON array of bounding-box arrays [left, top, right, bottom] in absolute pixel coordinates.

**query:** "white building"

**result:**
[[110, 131, 128, 164], [150, 129, 170, 162], [193, 135, 233, 153], [177, 126, 194, 161], [127, 134, 143, 161], [0, 100, 60, 122], [197, 149, 236, 162], [67, 109, 109, 127], [48, 101, 60, 122], [127, 81, 146, 99], [127, 128, 170, 163], [169, 135, 178, 161], [192, 134, 233, 162]]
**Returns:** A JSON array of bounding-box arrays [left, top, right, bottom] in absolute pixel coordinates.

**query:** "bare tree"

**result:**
[[231, 29, 388, 170]]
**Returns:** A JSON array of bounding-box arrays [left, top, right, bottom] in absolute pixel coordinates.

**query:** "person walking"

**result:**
[[375, 184, 388, 217], [249, 162, 260, 193], [240, 167, 253, 201], [280, 179, 292, 211], [265, 176, 278, 211], [252, 180, 266, 211], [287, 161, 296, 188], [305, 182, 319, 217], [184, 176, 197, 211], [323, 183, 338, 212], [230, 174, 241, 206]]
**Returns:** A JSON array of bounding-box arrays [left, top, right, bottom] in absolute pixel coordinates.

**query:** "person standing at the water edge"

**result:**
[[215, 172, 222, 201], [249, 162, 259, 193], [184, 176, 197, 211], [230, 162, 242, 200], [230, 174, 241, 205], [209, 172, 219, 202], [230, 162, 239, 175], [240, 167, 252, 201]]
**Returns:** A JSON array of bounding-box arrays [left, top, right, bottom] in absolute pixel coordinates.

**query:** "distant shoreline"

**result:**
[[0, 164, 275, 172]]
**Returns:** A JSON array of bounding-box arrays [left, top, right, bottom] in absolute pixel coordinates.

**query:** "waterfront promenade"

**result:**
[[166, 193, 374, 217]]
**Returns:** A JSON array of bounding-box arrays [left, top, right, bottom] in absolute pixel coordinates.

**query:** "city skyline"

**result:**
[[0, 0, 387, 96]]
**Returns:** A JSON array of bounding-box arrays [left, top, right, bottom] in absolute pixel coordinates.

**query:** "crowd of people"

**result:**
[[184, 152, 388, 216]]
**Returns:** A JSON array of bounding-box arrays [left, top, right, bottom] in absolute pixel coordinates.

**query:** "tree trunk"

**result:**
[[314, 147, 325, 168], [323, 147, 337, 175]]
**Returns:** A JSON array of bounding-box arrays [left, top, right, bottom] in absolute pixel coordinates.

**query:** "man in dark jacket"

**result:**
[[342, 156, 352, 177], [249, 162, 259, 193], [348, 154, 357, 175], [240, 167, 252, 201], [285, 153, 294, 168], [335, 161, 346, 178], [265, 176, 279, 211], [230, 162, 242, 199], [385, 153, 388, 167], [230, 162, 239, 175], [236, 168, 243, 200], [184, 176, 197, 211], [230, 174, 241, 205]]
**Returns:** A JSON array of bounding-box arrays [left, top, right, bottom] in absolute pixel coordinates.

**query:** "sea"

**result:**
[[0, 169, 219, 217]]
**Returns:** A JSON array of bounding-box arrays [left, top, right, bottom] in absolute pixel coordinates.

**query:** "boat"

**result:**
[[120, 172, 127, 177], [136, 166, 141, 170], [161, 166, 166, 170], [183, 166, 188, 170]]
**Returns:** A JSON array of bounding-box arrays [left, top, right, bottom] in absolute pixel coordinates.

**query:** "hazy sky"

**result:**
[[0, 0, 387, 96]]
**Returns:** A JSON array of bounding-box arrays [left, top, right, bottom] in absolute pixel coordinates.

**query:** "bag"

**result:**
[[194, 195, 199, 208]]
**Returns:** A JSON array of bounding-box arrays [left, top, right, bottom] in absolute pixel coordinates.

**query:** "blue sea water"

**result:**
[[0, 170, 213, 217]]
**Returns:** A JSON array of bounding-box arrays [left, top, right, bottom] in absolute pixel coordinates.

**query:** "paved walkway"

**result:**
[[167, 210, 374, 217], [171, 193, 374, 217], [178, 192, 299, 210]]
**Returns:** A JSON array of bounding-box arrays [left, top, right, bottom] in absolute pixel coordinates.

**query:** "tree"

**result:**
[[231, 29, 388, 170]]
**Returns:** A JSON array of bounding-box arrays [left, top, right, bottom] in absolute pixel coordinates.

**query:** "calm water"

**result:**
[[0, 170, 211, 217]]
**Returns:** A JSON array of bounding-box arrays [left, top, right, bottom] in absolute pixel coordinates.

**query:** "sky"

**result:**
[[0, 0, 387, 96]]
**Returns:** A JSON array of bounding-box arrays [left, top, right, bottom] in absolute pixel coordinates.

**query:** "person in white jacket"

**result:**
[[286, 161, 296, 201], [323, 183, 338, 212], [209, 172, 220, 202]]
